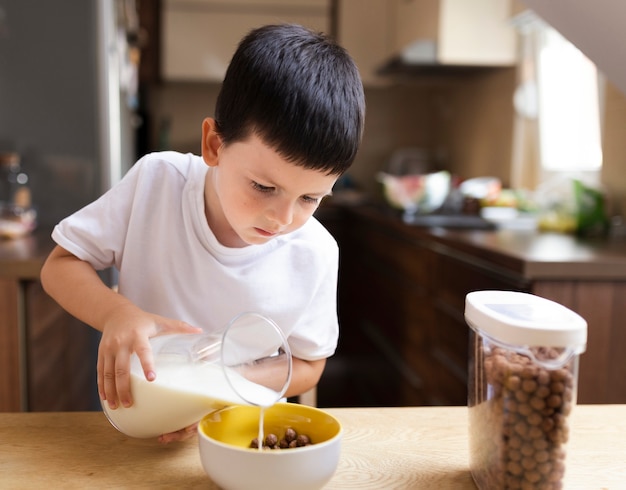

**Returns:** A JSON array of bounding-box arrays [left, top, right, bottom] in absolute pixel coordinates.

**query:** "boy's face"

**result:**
[[201, 118, 337, 248]]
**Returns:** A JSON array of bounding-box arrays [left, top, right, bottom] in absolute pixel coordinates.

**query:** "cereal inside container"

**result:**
[[465, 291, 587, 490]]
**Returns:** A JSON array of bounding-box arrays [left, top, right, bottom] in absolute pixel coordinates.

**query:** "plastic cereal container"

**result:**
[[465, 290, 587, 490]]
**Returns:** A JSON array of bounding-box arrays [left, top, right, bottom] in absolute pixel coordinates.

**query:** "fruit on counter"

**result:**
[[535, 177, 609, 235], [377, 170, 451, 214], [480, 188, 538, 212], [379, 173, 425, 210], [481, 188, 519, 208], [537, 210, 578, 233]]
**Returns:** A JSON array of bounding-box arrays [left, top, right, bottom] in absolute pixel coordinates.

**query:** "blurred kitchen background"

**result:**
[[1, 0, 626, 411]]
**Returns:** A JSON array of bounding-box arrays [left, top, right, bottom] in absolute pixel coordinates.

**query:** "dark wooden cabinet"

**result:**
[[0, 278, 21, 410], [0, 278, 99, 412], [24, 281, 99, 411], [428, 246, 530, 405], [330, 206, 437, 405], [1, 233, 99, 412], [320, 203, 626, 406], [531, 280, 626, 403]]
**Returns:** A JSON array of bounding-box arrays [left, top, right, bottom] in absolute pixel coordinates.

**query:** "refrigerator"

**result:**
[[0, 0, 139, 411], [0, 0, 138, 229]]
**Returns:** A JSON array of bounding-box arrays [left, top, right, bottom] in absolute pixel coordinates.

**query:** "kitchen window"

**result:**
[[536, 26, 603, 175], [511, 14, 604, 189]]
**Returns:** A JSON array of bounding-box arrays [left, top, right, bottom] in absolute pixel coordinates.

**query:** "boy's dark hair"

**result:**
[[215, 23, 365, 175]]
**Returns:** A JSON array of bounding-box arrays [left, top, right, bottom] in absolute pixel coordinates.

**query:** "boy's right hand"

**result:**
[[98, 304, 202, 410]]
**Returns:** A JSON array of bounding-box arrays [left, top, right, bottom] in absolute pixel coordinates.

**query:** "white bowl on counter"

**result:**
[[480, 206, 538, 230], [198, 402, 342, 490]]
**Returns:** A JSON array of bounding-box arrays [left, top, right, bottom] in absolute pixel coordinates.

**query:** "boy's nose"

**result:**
[[269, 200, 294, 227]]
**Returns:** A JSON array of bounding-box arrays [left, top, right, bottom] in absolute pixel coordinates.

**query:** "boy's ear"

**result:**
[[201, 118, 222, 167]]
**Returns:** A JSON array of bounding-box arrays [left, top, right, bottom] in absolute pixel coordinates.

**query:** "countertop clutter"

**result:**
[[343, 203, 626, 280], [1, 405, 625, 489]]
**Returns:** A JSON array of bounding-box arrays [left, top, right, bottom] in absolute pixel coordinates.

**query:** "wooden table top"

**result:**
[[1, 405, 624, 489]]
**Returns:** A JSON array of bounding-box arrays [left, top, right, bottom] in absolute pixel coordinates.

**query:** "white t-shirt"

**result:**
[[52, 151, 339, 361]]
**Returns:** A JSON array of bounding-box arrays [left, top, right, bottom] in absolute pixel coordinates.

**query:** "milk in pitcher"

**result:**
[[103, 356, 278, 438]]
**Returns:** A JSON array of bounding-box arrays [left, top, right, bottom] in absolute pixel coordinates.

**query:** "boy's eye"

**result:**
[[301, 195, 320, 204], [252, 181, 274, 193], [251, 181, 322, 205]]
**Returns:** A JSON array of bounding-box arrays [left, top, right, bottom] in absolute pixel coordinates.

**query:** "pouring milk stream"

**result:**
[[102, 312, 293, 438]]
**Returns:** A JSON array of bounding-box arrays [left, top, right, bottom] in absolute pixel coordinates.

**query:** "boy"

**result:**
[[40, 24, 365, 442]]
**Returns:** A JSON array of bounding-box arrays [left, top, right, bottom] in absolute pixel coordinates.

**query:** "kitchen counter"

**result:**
[[6, 207, 626, 285], [0, 229, 54, 279], [1, 404, 624, 489], [343, 204, 626, 280]]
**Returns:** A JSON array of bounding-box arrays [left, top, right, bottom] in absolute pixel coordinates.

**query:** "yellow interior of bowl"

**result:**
[[199, 402, 341, 449]]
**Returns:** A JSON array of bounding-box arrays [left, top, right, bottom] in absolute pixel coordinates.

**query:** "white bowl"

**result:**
[[198, 403, 342, 490], [378, 170, 451, 214]]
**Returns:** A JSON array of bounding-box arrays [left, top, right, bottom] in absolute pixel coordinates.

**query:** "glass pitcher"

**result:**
[[102, 312, 292, 438]]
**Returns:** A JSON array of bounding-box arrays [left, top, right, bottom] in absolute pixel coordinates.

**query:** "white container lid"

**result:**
[[465, 290, 587, 349]]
